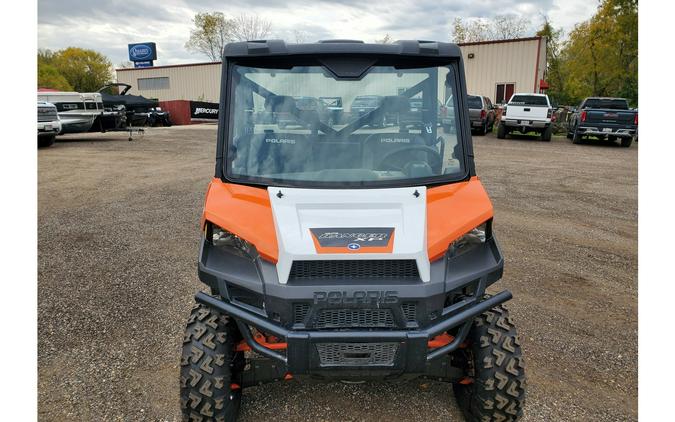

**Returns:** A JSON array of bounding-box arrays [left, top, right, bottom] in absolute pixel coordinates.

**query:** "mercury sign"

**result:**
[[128, 42, 157, 62]]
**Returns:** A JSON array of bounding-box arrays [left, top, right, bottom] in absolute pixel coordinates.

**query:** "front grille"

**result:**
[[316, 342, 399, 366], [401, 303, 417, 322], [293, 303, 310, 324], [288, 260, 419, 281], [315, 308, 395, 329], [38, 108, 58, 122]]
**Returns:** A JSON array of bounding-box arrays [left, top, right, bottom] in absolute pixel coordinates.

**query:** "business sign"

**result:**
[[190, 101, 219, 120], [134, 60, 154, 68], [128, 42, 157, 62]]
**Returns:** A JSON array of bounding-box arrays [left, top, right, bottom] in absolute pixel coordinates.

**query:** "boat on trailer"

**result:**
[[37, 91, 99, 134]]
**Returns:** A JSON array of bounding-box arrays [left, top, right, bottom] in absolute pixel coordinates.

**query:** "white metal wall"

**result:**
[[116, 62, 222, 103], [459, 37, 546, 103]]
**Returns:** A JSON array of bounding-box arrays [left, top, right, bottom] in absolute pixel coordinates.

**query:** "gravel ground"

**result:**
[[38, 126, 637, 421]]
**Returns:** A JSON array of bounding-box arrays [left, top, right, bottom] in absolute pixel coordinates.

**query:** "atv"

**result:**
[[180, 39, 526, 422]]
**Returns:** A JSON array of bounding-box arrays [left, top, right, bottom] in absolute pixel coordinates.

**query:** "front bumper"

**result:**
[[37, 121, 61, 135], [196, 234, 509, 379], [197, 290, 511, 378]]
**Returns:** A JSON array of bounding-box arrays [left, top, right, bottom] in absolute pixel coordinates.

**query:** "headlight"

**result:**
[[206, 222, 258, 260], [448, 221, 489, 258]]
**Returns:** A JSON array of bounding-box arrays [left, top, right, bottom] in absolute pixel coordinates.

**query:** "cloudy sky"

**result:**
[[38, 0, 599, 67]]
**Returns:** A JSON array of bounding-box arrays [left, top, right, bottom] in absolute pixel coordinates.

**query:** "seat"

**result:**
[[234, 132, 313, 177], [362, 132, 426, 170]]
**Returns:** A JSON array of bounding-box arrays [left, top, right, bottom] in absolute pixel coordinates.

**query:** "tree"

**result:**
[[492, 14, 531, 40], [37, 47, 111, 92], [185, 13, 272, 60], [562, 0, 637, 105], [292, 30, 308, 43], [452, 14, 531, 43], [231, 14, 272, 42], [536, 18, 569, 104], [117, 61, 134, 69], [50, 47, 113, 92], [38, 64, 73, 91], [185, 12, 235, 62], [376, 34, 393, 44]]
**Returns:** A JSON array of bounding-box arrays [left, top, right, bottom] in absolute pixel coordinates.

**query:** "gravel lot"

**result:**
[[38, 125, 637, 421]]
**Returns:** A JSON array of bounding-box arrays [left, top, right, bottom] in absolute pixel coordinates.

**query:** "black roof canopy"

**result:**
[[223, 39, 463, 59]]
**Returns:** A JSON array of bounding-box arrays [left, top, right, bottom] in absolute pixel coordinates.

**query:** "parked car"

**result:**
[[276, 96, 329, 129], [399, 98, 443, 130], [319, 96, 344, 125], [439, 96, 455, 131], [567, 97, 637, 147], [497, 93, 553, 141], [37, 101, 61, 147], [146, 107, 172, 127], [467, 95, 496, 136], [350, 95, 387, 128]]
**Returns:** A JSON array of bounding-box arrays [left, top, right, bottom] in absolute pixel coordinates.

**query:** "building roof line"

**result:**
[[116, 61, 222, 72], [457, 36, 542, 47]]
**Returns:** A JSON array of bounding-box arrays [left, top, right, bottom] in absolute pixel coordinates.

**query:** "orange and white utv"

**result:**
[[180, 39, 525, 422]]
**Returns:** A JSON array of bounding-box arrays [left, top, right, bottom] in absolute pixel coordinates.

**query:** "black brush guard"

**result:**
[[195, 289, 511, 376]]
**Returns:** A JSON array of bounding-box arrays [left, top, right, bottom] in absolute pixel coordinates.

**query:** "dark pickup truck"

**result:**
[[567, 97, 637, 147]]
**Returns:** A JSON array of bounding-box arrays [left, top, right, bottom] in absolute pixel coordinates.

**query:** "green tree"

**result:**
[[536, 18, 569, 104], [561, 0, 638, 105], [38, 64, 73, 91], [185, 12, 235, 61], [43, 47, 113, 92], [37, 47, 111, 92]]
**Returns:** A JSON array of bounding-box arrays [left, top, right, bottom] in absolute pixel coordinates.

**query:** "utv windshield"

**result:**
[[227, 62, 465, 187]]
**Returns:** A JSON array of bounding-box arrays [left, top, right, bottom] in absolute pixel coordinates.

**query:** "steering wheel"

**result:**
[[376, 145, 443, 174]]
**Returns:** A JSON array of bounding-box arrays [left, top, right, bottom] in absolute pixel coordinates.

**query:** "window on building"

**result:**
[[138, 77, 170, 90], [495, 83, 515, 104]]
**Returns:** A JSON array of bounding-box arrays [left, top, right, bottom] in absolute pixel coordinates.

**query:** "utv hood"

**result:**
[[269, 186, 429, 283]]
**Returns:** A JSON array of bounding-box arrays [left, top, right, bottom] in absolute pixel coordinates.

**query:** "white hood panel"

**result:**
[[268, 186, 429, 283]]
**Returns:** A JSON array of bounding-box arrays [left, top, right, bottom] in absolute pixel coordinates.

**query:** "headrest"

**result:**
[[264, 95, 296, 112], [380, 95, 411, 113]]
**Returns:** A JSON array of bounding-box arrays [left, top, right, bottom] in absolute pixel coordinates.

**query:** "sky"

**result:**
[[38, 0, 600, 67]]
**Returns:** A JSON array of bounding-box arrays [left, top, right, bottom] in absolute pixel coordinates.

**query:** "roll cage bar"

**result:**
[[235, 65, 444, 142]]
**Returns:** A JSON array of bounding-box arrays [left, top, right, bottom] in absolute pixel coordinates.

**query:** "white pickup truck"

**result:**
[[38, 101, 62, 147], [497, 93, 553, 141]]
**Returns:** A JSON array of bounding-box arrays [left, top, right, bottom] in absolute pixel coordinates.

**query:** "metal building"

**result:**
[[115, 36, 547, 120], [117, 62, 222, 103], [458, 36, 547, 103]]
